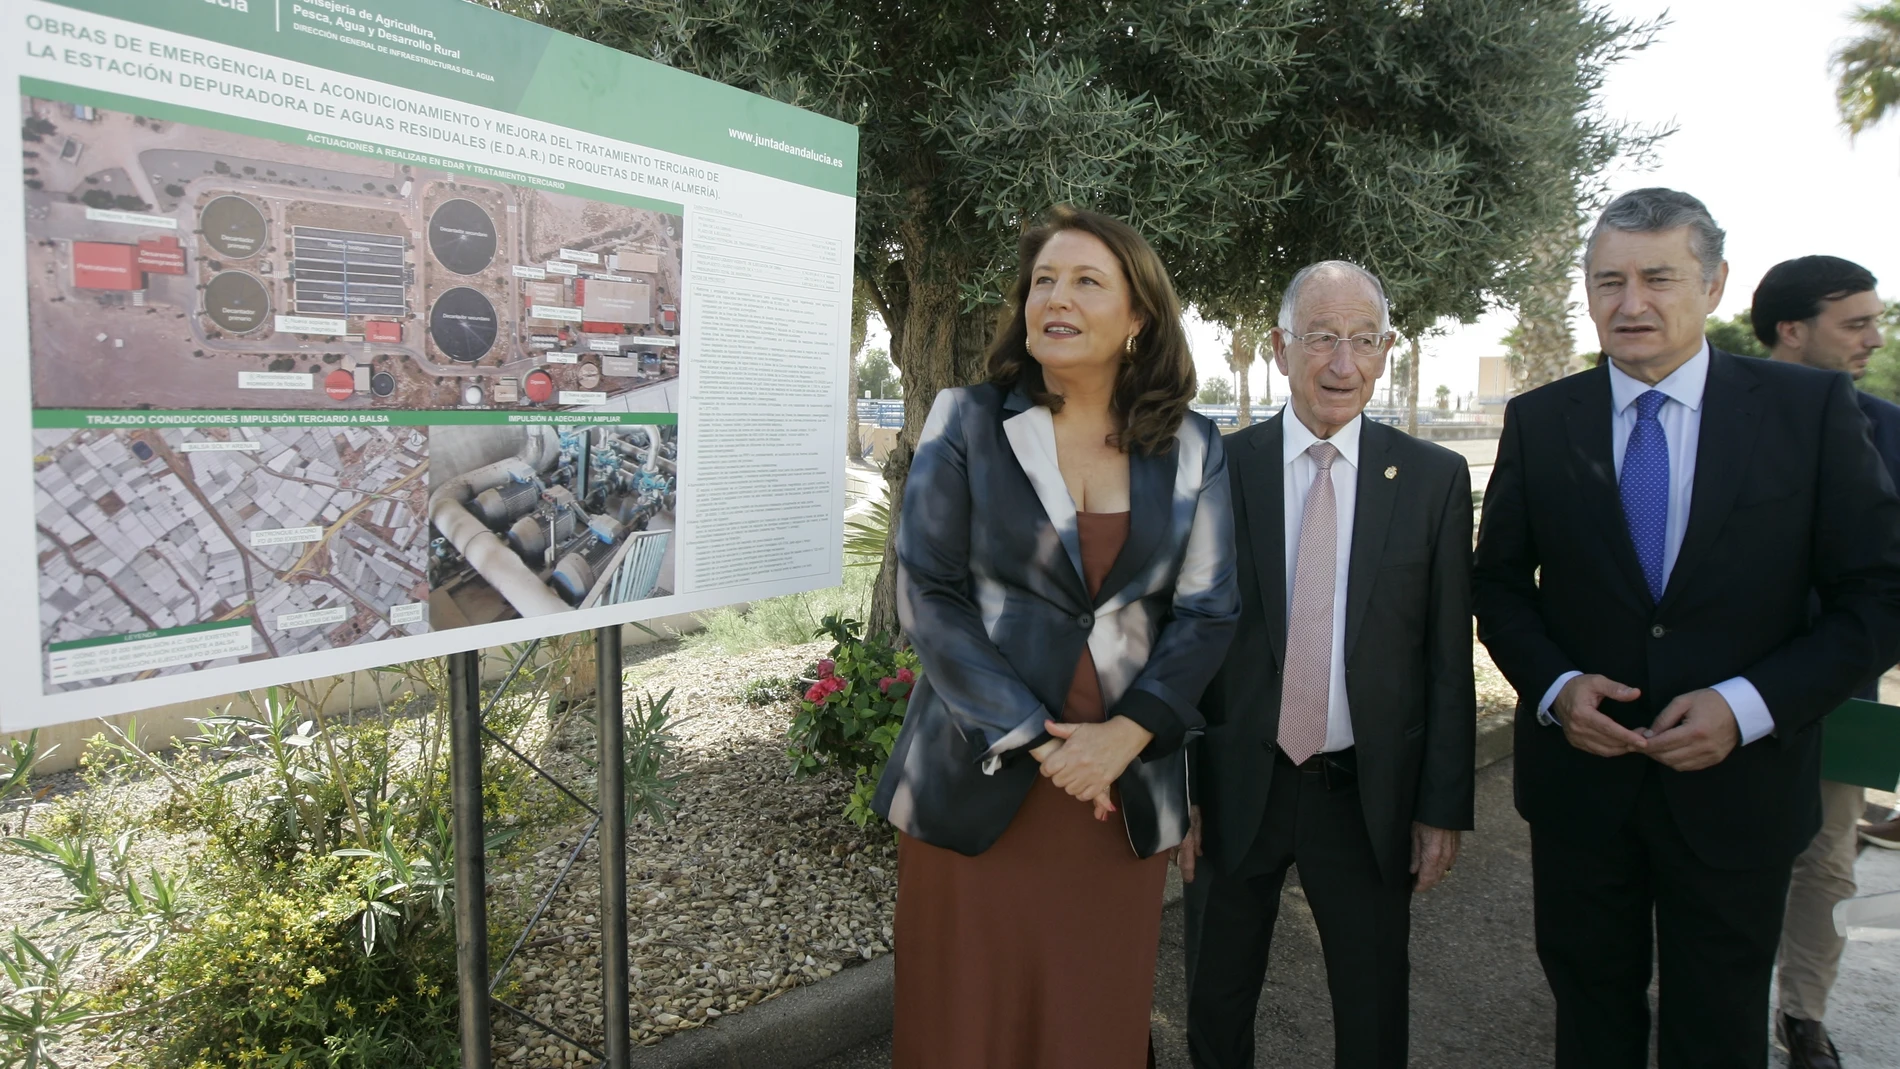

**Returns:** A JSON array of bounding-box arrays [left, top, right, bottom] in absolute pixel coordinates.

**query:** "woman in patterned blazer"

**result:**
[[873, 206, 1240, 1069]]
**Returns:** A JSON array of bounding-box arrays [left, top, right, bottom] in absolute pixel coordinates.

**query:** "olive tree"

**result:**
[[496, 0, 1658, 636]]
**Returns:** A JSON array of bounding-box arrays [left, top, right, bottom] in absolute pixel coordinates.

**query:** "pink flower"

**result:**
[[879, 676, 894, 694], [824, 676, 845, 695], [896, 667, 915, 685], [804, 684, 827, 703], [817, 658, 836, 678]]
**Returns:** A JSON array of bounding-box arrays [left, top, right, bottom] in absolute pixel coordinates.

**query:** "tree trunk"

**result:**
[[866, 250, 979, 640], [1236, 360, 1252, 428], [847, 282, 869, 463], [1404, 334, 1422, 437], [1507, 225, 1579, 391], [1228, 319, 1256, 428]]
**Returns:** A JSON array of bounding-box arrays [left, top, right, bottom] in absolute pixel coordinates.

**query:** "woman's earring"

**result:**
[[1124, 334, 1138, 357]]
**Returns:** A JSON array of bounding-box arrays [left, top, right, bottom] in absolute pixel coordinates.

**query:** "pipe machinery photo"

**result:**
[[425, 422, 677, 627]]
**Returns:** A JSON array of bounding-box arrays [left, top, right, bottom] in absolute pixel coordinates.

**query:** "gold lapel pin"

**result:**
[[1384, 465, 1398, 480]]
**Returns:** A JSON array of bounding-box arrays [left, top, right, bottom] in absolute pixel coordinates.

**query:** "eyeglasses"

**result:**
[[1286, 330, 1395, 356]]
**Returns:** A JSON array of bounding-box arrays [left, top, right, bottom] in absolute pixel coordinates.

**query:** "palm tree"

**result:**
[[1835, 2, 1900, 136], [1226, 319, 1259, 429]]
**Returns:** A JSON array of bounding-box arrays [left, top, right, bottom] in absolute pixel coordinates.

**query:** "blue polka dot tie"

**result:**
[[1621, 390, 1670, 602]]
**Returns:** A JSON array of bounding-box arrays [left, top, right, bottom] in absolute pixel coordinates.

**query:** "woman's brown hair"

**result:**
[[986, 206, 1197, 455]]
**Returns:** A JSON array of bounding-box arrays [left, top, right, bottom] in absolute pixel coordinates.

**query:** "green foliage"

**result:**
[[1835, 2, 1900, 136], [1705, 310, 1768, 358], [578, 689, 684, 826], [0, 640, 605, 1067], [842, 498, 890, 566], [857, 346, 899, 399], [0, 733, 54, 811], [786, 615, 917, 827], [0, 931, 87, 1069], [1197, 376, 1236, 405], [1434, 384, 1452, 410], [740, 676, 799, 707], [123, 876, 458, 1069], [506, 0, 1656, 331], [684, 566, 875, 655]]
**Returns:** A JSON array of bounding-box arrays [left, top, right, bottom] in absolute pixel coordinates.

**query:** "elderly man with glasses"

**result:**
[[1182, 260, 1476, 1069]]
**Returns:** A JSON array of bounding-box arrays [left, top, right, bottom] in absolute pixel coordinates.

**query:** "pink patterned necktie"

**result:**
[[1279, 440, 1338, 765]]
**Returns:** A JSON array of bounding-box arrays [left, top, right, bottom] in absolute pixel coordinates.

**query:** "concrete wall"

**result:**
[[5, 612, 710, 775], [860, 426, 900, 464]]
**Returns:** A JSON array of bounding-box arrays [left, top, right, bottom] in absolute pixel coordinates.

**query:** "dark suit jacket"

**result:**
[[1855, 390, 1900, 701], [1196, 412, 1476, 889], [872, 383, 1240, 858], [1472, 348, 1900, 870]]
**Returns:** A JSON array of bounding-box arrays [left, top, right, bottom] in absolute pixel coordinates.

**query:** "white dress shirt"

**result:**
[[1536, 342, 1776, 744], [1283, 409, 1360, 752]]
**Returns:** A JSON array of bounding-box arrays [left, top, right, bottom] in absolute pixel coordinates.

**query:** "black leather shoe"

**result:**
[[1777, 1013, 1843, 1069]]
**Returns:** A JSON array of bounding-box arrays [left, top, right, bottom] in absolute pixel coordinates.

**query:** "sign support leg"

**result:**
[[597, 625, 631, 1067], [451, 648, 493, 1069]]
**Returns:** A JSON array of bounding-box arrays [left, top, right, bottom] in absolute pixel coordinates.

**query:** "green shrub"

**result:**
[[684, 568, 875, 655], [739, 676, 796, 707], [0, 639, 611, 1067], [785, 614, 916, 826], [119, 869, 459, 1069]]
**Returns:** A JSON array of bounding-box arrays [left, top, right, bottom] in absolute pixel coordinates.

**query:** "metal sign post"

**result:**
[[596, 625, 632, 1065], [450, 649, 493, 1069], [451, 633, 631, 1069]]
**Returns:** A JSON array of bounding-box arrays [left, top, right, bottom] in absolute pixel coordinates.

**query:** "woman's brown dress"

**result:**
[[892, 511, 1171, 1069]]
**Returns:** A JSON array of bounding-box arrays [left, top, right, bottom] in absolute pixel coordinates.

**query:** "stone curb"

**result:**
[[625, 954, 893, 1068], [627, 712, 1518, 1069]]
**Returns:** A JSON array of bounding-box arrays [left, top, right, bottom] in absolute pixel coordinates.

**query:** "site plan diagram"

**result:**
[[22, 96, 684, 414]]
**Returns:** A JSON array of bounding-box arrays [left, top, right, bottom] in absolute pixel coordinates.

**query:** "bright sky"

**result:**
[[1193, 0, 1900, 408], [868, 0, 1900, 410]]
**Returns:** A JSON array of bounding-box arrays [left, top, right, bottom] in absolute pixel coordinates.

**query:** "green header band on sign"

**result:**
[[37, 0, 858, 196], [48, 617, 254, 653], [21, 78, 686, 218], [33, 410, 681, 428]]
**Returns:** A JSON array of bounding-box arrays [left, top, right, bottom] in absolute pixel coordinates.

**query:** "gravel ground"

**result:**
[[0, 635, 896, 1068], [487, 637, 898, 1066]]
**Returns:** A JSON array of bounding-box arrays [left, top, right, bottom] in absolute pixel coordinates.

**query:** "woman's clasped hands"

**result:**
[[1028, 717, 1154, 821]]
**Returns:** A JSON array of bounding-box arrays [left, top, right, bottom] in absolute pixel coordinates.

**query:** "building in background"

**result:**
[[1476, 355, 1516, 414]]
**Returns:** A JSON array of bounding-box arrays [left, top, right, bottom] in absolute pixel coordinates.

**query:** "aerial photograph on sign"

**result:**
[[33, 424, 432, 691], [20, 94, 685, 413], [426, 422, 677, 628]]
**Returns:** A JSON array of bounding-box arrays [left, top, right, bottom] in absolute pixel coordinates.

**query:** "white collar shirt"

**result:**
[[1282, 408, 1362, 752], [1539, 340, 1774, 744], [1606, 339, 1708, 582]]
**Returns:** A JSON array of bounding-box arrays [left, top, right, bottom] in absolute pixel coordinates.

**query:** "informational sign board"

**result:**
[[1, 0, 859, 729]]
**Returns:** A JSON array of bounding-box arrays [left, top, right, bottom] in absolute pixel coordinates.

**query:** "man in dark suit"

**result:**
[[1183, 260, 1475, 1069], [1753, 254, 1900, 1069], [1473, 189, 1900, 1069]]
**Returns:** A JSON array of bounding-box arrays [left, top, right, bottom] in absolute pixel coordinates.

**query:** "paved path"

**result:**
[[1438, 436, 1499, 497], [813, 755, 1900, 1068]]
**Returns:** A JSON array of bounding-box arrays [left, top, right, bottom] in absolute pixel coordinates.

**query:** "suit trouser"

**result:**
[[1530, 769, 1795, 1069], [1776, 778, 1863, 1021], [1184, 752, 1412, 1069]]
